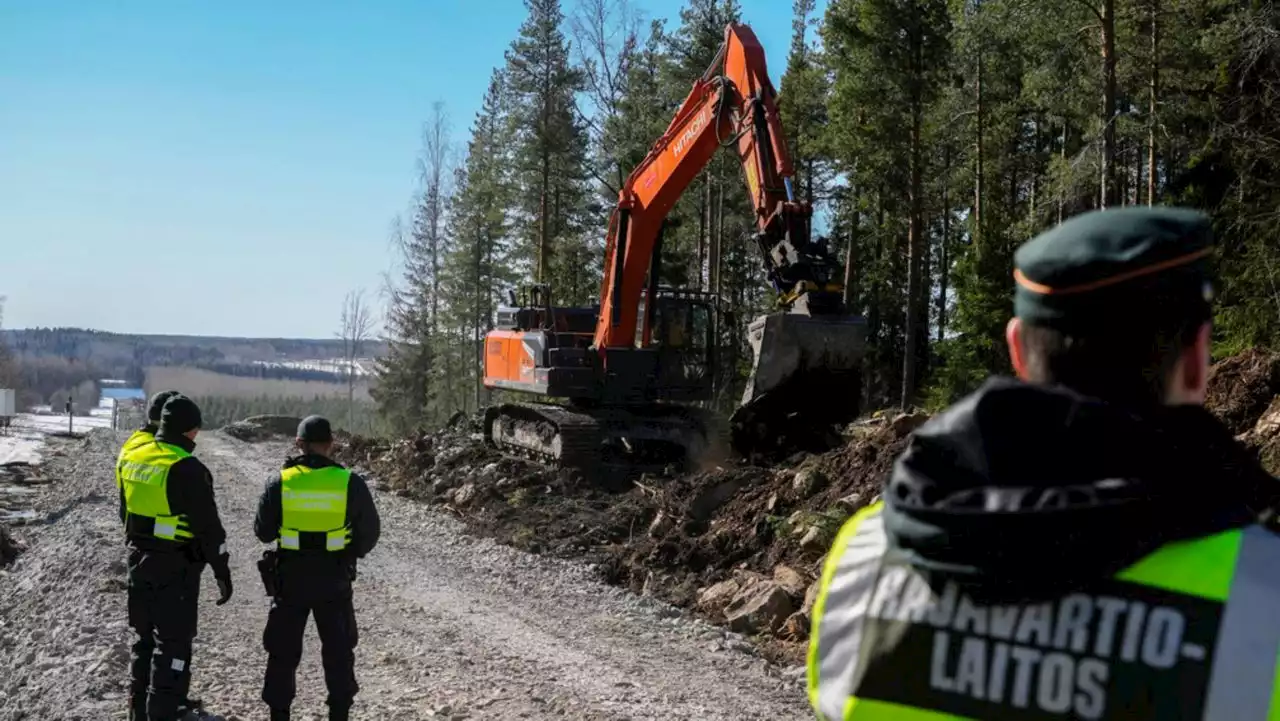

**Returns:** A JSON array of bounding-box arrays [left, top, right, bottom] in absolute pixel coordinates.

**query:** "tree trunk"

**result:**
[[1148, 0, 1159, 205], [843, 186, 859, 308], [938, 147, 950, 343], [974, 52, 985, 249], [711, 176, 724, 296], [1100, 0, 1117, 209], [901, 103, 924, 410]]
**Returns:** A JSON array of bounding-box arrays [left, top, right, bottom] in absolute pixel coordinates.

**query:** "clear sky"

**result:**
[[0, 0, 812, 339]]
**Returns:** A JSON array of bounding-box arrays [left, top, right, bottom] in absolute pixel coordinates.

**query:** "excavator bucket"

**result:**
[[729, 311, 869, 460]]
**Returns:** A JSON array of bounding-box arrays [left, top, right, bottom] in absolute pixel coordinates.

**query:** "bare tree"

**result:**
[[571, 0, 641, 191], [338, 289, 375, 429]]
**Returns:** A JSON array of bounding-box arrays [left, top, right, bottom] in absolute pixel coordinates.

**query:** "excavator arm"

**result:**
[[594, 22, 847, 352]]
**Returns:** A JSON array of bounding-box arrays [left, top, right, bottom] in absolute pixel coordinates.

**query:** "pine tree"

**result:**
[[506, 0, 593, 302], [440, 71, 519, 411]]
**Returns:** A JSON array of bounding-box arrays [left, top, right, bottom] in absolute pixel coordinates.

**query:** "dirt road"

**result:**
[[0, 429, 811, 720]]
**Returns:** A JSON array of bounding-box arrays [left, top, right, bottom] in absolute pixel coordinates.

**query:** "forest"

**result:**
[[375, 0, 1280, 433]]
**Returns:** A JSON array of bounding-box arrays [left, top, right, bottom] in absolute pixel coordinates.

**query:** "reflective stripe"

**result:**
[[810, 503, 888, 720], [280, 530, 300, 550], [1203, 525, 1280, 720], [153, 521, 177, 539], [326, 530, 348, 550]]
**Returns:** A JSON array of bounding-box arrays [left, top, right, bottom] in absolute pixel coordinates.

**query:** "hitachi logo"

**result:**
[[673, 109, 710, 157]]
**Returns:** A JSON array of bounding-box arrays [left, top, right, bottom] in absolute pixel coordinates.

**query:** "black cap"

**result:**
[[147, 390, 181, 423], [297, 415, 333, 443], [159, 395, 203, 435], [1013, 206, 1214, 333]]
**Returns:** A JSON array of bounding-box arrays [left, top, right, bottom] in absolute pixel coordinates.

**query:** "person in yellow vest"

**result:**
[[119, 394, 233, 721], [808, 206, 1280, 720], [117, 389, 180, 474], [254, 415, 380, 721]]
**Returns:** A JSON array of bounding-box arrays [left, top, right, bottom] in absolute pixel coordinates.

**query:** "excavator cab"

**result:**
[[645, 289, 715, 400]]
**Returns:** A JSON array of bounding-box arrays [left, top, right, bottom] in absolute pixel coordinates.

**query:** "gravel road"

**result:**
[[0, 429, 811, 721]]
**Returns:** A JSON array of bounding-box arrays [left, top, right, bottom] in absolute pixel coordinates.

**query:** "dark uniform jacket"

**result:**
[[253, 454, 380, 591], [118, 431, 229, 572]]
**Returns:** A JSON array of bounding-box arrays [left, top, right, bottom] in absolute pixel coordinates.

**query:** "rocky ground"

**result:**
[[0, 429, 810, 720], [332, 410, 927, 665]]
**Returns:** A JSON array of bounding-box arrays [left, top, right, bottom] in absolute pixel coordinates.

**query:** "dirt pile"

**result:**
[[1204, 349, 1280, 474], [335, 411, 926, 658], [1205, 349, 1280, 435]]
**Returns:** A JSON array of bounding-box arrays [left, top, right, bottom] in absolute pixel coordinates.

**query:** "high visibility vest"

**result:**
[[279, 465, 351, 552], [118, 440, 194, 542], [116, 429, 155, 490], [808, 501, 1280, 721]]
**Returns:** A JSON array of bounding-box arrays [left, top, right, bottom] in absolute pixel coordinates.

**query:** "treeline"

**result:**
[[189, 395, 381, 436], [174, 361, 347, 384], [373, 0, 1280, 432]]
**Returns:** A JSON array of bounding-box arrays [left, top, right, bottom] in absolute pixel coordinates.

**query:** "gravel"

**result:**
[[0, 429, 811, 720]]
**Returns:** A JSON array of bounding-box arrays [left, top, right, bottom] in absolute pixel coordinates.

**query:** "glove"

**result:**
[[213, 554, 233, 606]]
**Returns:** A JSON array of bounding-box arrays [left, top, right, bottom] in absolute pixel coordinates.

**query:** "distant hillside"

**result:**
[[2, 328, 389, 367], [1, 328, 388, 408]]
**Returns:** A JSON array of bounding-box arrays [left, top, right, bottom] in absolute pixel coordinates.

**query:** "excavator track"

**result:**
[[484, 403, 604, 470], [484, 402, 725, 474]]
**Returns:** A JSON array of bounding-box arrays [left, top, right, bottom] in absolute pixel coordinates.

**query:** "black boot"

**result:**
[[269, 709, 290, 721], [328, 705, 350, 721]]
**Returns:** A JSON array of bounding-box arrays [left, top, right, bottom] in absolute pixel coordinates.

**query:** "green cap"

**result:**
[[1013, 206, 1215, 333]]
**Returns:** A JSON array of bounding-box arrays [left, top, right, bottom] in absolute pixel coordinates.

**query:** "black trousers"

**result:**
[[261, 575, 359, 710], [127, 549, 202, 721]]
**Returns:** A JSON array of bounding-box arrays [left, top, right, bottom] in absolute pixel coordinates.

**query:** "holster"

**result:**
[[257, 548, 280, 598]]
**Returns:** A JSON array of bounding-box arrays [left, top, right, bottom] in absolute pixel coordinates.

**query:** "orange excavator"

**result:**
[[482, 22, 867, 469]]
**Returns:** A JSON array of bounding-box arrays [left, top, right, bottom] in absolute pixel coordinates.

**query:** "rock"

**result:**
[[799, 525, 825, 551], [802, 580, 821, 616], [772, 565, 806, 597], [792, 467, 828, 496], [724, 580, 793, 634], [781, 611, 810, 640], [648, 511, 674, 538], [452, 483, 478, 506], [765, 493, 779, 512], [836, 491, 865, 511], [696, 578, 741, 613], [890, 412, 930, 437]]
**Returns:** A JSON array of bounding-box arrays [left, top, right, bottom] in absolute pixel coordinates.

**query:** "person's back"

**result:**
[[807, 206, 1280, 720]]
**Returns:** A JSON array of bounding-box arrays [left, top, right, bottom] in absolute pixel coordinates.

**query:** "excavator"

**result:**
[[482, 22, 867, 470]]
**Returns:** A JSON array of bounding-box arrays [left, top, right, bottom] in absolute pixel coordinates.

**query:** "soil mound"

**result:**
[[335, 411, 926, 656], [1206, 349, 1280, 435]]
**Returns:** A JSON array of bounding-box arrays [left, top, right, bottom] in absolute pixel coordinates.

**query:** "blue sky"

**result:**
[[0, 0, 814, 339]]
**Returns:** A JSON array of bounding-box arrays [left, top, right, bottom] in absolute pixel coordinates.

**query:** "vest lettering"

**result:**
[[1141, 607, 1183, 668], [1054, 594, 1092, 652], [1075, 658, 1108, 720], [1036, 652, 1073, 713], [986, 639, 1010, 702], [1014, 602, 1053, 645], [1119, 600, 1147, 662], [930, 631, 955, 691], [955, 637, 987, 699], [1007, 645, 1040, 707], [926, 582, 957, 627], [1092, 596, 1126, 656], [953, 595, 988, 635], [989, 604, 1019, 640]]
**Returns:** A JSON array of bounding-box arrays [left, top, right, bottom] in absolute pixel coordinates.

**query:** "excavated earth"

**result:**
[[0, 429, 810, 720], [334, 411, 928, 664]]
